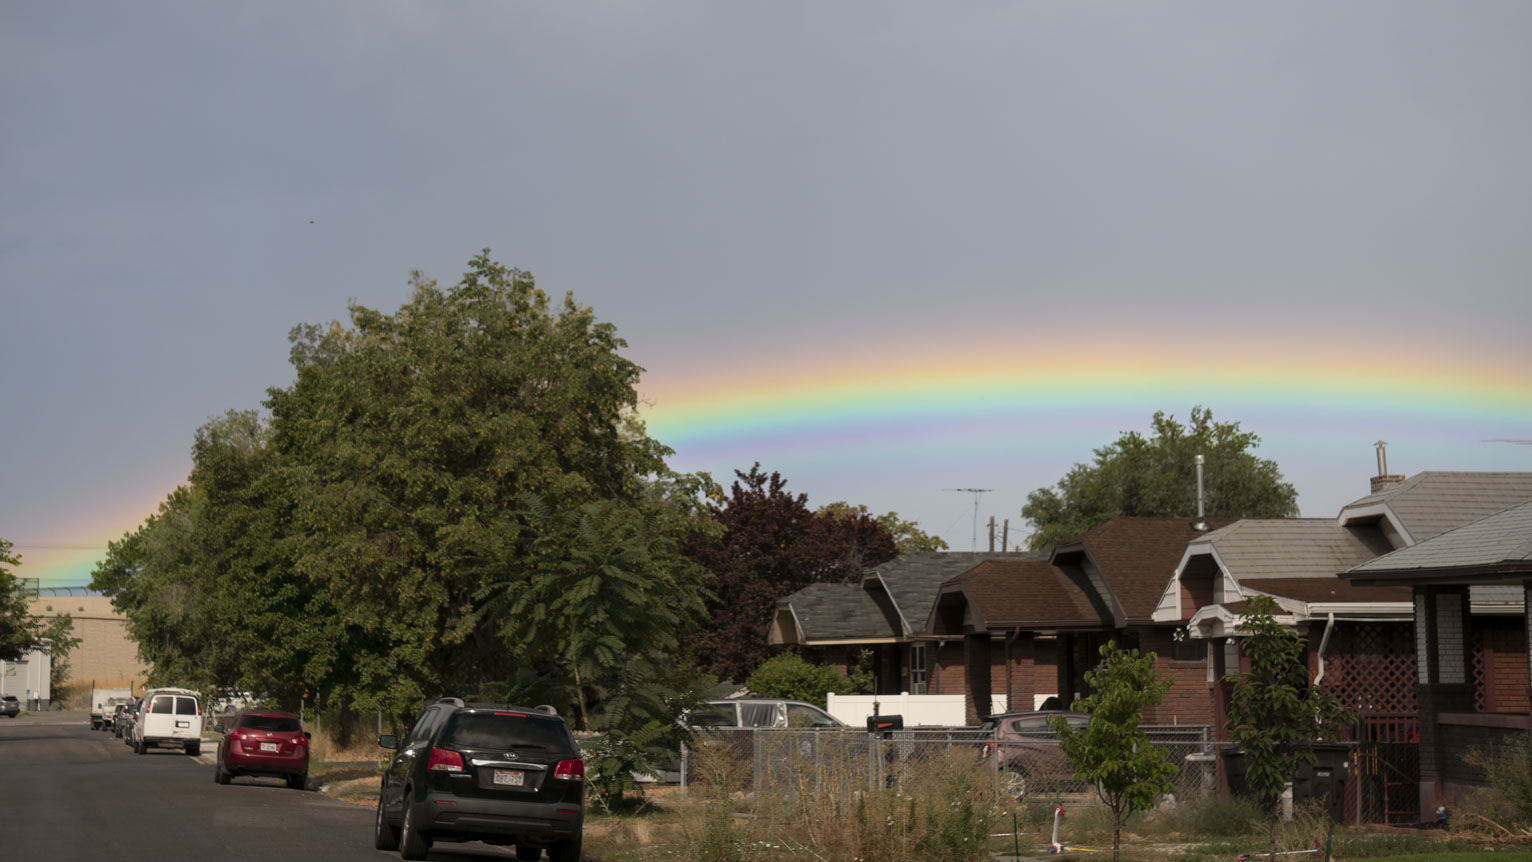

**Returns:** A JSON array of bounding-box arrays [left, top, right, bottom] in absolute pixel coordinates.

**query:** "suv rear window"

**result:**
[[240, 714, 301, 732], [442, 713, 573, 750]]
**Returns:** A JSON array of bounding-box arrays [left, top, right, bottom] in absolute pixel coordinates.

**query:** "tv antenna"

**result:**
[[945, 488, 993, 552]]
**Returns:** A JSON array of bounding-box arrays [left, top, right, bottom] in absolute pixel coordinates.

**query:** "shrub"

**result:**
[[743, 653, 857, 709], [1462, 731, 1532, 830]]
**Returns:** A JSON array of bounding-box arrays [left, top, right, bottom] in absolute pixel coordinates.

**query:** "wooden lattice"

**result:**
[[1322, 622, 1417, 731]]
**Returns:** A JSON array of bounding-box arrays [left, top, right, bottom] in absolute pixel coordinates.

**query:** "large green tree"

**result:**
[[263, 253, 712, 730], [1022, 407, 1298, 550], [682, 465, 899, 682], [0, 538, 43, 662]]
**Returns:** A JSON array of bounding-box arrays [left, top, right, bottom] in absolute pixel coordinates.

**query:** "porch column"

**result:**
[[1525, 581, 1532, 732], [964, 633, 992, 725], [1415, 586, 1472, 816]]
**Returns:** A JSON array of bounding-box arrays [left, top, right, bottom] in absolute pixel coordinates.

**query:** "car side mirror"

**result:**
[[213, 724, 226, 734], [303, 732, 312, 741], [378, 734, 398, 750]]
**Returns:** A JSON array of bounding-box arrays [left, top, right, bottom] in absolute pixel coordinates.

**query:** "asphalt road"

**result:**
[[0, 711, 517, 861]]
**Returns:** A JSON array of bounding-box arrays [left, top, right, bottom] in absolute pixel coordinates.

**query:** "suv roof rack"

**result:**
[[434, 697, 466, 707], [533, 704, 558, 716]]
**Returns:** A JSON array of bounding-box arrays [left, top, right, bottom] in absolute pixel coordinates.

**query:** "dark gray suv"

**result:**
[[374, 698, 584, 861]]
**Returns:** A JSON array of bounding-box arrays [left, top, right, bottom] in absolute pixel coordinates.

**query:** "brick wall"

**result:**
[[1137, 627, 1215, 726], [28, 596, 150, 705], [934, 641, 965, 696], [1475, 618, 1529, 713]]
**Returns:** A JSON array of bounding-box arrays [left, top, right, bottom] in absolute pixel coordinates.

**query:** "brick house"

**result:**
[[1345, 499, 1532, 817], [1151, 518, 1416, 743], [767, 552, 1039, 697], [924, 517, 1234, 725]]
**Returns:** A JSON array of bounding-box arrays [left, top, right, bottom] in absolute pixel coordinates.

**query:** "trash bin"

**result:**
[[1221, 743, 1348, 821]]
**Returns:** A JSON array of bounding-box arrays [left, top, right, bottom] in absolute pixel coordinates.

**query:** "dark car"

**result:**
[[375, 698, 584, 861], [107, 703, 132, 732], [213, 710, 310, 789], [979, 710, 1091, 797], [1, 695, 19, 718]]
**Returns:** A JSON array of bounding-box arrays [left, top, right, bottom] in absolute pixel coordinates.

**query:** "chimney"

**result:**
[[1191, 454, 1210, 531], [1370, 441, 1404, 493]]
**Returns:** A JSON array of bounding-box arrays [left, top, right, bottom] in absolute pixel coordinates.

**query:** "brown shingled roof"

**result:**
[[1052, 517, 1237, 624], [938, 559, 1113, 631]]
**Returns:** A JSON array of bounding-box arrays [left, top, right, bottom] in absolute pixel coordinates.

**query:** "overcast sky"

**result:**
[[4, 2, 1531, 583]]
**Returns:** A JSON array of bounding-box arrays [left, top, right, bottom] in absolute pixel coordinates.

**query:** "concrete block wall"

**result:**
[[28, 596, 150, 704]]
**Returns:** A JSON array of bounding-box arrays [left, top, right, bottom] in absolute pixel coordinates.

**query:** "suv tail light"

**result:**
[[553, 759, 584, 781], [428, 747, 465, 772]]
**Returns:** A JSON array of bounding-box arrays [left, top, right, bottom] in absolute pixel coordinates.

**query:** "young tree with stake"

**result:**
[[1224, 595, 1351, 862], [1050, 641, 1179, 862]]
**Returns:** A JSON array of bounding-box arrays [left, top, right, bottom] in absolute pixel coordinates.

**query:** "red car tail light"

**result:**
[[427, 747, 465, 772], [293, 734, 308, 746], [553, 759, 584, 781]]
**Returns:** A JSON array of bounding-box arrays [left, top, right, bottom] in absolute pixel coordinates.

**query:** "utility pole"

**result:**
[[945, 488, 993, 553], [1002, 519, 1009, 552]]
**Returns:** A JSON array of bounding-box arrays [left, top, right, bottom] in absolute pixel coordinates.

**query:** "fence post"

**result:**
[[679, 741, 688, 800]]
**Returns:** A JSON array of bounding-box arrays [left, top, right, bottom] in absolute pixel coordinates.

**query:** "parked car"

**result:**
[[692, 699, 845, 729], [213, 710, 309, 789], [132, 687, 203, 755], [105, 702, 132, 733], [978, 710, 1090, 797], [0, 695, 19, 718], [375, 698, 584, 861]]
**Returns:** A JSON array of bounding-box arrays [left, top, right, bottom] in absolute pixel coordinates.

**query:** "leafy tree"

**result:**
[[682, 465, 899, 682], [1225, 595, 1351, 862], [745, 652, 859, 709], [819, 502, 949, 553], [1050, 642, 1178, 862], [0, 538, 43, 662], [264, 254, 693, 730], [1023, 407, 1298, 550]]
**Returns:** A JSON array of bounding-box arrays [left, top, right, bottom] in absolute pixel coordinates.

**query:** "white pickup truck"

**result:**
[[90, 687, 135, 731]]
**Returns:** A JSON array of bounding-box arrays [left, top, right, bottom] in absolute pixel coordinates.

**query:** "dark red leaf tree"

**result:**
[[682, 465, 898, 682]]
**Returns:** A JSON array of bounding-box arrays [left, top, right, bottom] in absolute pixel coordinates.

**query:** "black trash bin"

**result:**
[[1221, 743, 1348, 821]]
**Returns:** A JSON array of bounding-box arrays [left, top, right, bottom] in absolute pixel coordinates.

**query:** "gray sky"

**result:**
[[4, 2, 1531, 583]]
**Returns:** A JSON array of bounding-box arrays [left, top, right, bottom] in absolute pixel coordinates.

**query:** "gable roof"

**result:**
[[1051, 517, 1236, 625], [926, 559, 1113, 634], [866, 551, 1045, 636], [1346, 499, 1532, 585], [1338, 472, 1532, 545], [1185, 518, 1394, 580], [768, 582, 903, 645]]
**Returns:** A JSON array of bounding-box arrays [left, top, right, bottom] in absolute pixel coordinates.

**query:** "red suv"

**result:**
[[213, 710, 310, 789]]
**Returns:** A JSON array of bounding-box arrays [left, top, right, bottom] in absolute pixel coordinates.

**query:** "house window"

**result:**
[[910, 644, 927, 695], [1173, 640, 1205, 662]]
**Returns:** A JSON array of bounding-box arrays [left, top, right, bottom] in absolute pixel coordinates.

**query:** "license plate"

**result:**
[[175, 721, 190, 728], [261, 742, 278, 752], [493, 769, 524, 786]]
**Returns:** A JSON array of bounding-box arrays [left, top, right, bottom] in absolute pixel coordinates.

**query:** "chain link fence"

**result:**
[[679, 724, 1220, 804]]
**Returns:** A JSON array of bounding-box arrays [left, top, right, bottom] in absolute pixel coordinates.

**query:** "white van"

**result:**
[[132, 687, 203, 756]]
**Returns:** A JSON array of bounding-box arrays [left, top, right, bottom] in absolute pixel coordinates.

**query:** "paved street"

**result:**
[[0, 712, 515, 861]]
